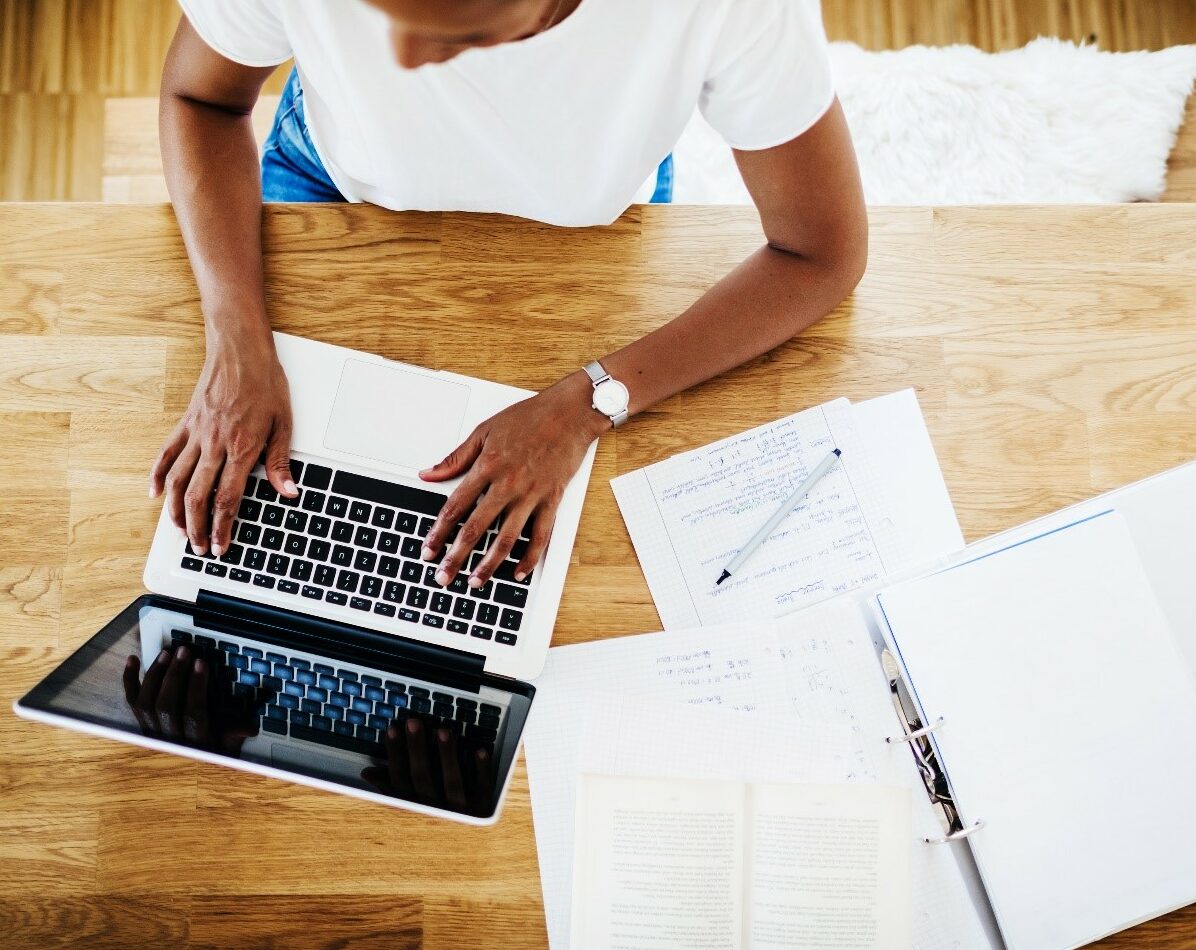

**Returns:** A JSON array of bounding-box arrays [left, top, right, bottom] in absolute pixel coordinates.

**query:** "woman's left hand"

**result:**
[[419, 371, 607, 588]]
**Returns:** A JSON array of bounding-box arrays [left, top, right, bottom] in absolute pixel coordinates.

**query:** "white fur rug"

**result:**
[[672, 39, 1196, 204]]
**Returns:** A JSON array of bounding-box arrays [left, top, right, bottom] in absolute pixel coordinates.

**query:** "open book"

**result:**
[[571, 774, 911, 950]]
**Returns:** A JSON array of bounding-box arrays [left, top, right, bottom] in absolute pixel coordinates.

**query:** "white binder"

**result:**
[[871, 461, 1196, 950]]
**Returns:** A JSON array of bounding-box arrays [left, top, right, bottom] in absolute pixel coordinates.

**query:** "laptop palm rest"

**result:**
[[323, 358, 470, 470]]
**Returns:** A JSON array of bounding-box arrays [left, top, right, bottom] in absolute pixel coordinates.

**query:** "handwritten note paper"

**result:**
[[613, 398, 888, 628]]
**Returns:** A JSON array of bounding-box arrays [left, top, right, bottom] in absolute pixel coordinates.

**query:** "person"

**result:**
[[149, 0, 868, 592]]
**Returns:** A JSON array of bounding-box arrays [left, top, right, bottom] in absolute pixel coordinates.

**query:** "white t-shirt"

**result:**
[[179, 0, 834, 226]]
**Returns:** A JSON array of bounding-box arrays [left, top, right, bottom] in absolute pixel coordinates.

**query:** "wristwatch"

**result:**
[[583, 360, 630, 428]]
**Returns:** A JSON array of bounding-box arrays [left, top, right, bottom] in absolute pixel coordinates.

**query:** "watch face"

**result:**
[[592, 378, 629, 416]]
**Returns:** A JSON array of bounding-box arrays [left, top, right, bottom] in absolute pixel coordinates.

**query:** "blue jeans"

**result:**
[[261, 69, 674, 204]]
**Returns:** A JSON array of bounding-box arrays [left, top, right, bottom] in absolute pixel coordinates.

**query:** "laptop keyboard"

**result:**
[[178, 459, 531, 647], [169, 629, 503, 758]]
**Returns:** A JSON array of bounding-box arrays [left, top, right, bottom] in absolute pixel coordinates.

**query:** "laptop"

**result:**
[[14, 331, 597, 824]]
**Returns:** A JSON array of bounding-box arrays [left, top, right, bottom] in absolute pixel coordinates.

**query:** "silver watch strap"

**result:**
[[583, 360, 609, 385]]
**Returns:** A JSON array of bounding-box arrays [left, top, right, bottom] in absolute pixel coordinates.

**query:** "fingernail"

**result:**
[[387, 725, 399, 740], [175, 645, 188, 660], [147, 484, 156, 499], [468, 575, 483, 589], [421, 545, 434, 560], [283, 479, 298, 495], [435, 569, 451, 586], [193, 543, 207, 556], [514, 570, 527, 582], [157, 649, 170, 663], [438, 727, 452, 742], [211, 542, 224, 557], [407, 718, 421, 734], [193, 657, 204, 673]]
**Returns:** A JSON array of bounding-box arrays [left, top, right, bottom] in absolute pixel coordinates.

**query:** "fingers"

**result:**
[[263, 417, 298, 499], [149, 425, 188, 500], [360, 765, 392, 796], [154, 645, 191, 738], [515, 505, 556, 582], [386, 721, 413, 796], [405, 717, 438, 803], [469, 502, 535, 588], [209, 450, 256, 557], [418, 426, 485, 483], [182, 656, 211, 746], [135, 648, 172, 732], [469, 744, 495, 816], [183, 449, 226, 556], [421, 469, 488, 565], [122, 655, 142, 707], [437, 725, 468, 810], [435, 492, 506, 587], [164, 442, 200, 535]]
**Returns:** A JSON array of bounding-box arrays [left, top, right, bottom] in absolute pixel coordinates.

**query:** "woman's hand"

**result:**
[[149, 335, 296, 557], [419, 371, 607, 587]]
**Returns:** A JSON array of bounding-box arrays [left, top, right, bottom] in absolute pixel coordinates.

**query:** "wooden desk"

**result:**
[[2, 203, 1195, 948]]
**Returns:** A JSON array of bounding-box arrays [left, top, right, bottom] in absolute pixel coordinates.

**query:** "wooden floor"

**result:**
[[3, 201, 1196, 947], [1, 0, 1195, 200]]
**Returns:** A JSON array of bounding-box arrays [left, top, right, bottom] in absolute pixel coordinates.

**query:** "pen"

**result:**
[[714, 448, 842, 587]]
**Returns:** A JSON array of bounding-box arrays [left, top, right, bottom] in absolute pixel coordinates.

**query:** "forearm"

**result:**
[[160, 93, 274, 358], [593, 244, 864, 417]]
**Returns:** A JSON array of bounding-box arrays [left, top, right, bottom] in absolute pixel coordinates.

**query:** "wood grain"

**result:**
[[2, 202, 1196, 947]]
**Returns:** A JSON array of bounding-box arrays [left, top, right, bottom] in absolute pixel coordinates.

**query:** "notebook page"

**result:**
[[876, 510, 1196, 950], [774, 597, 1000, 950], [571, 774, 748, 950], [613, 390, 961, 630], [524, 623, 807, 950]]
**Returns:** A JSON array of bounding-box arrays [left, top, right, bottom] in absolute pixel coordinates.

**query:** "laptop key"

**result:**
[[290, 709, 311, 727], [255, 480, 278, 501], [181, 557, 203, 572], [343, 681, 362, 698], [494, 560, 531, 585], [331, 545, 353, 567], [424, 566, 444, 590], [289, 459, 304, 483], [371, 507, 395, 529], [244, 548, 266, 571], [279, 490, 300, 509], [331, 521, 354, 543], [263, 675, 283, 691], [292, 658, 311, 670], [496, 631, 518, 646], [301, 584, 323, 600], [468, 579, 493, 600], [308, 516, 331, 538], [380, 533, 402, 555], [433, 701, 453, 718], [361, 576, 382, 598], [262, 718, 287, 735], [398, 608, 420, 624], [452, 598, 475, 620], [238, 498, 262, 521], [383, 581, 405, 603], [354, 550, 377, 573], [311, 715, 332, 732], [314, 564, 336, 587], [499, 609, 522, 632], [494, 583, 528, 609], [477, 603, 499, 626], [373, 601, 396, 618], [301, 490, 326, 513], [290, 560, 313, 582], [284, 510, 308, 532], [412, 697, 432, 715], [277, 580, 299, 595], [326, 496, 349, 518], [267, 553, 290, 576], [229, 568, 252, 583], [302, 464, 332, 490], [399, 536, 422, 558], [349, 501, 372, 523], [262, 504, 284, 527], [317, 674, 337, 690], [418, 517, 435, 538], [349, 596, 371, 611], [470, 625, 494, 640], [379, 556, 400, 578], [395, 512, 418, 533], [238, 670, 260, 687], [325, 705, 343, 722], [284, 534, 307, 556], [364, 685, 386, 702], [337, 570, 360, 593], [400, 561, 423, 583], [308, 686, 329, 703], [284, 681, 305, 697], [354, 525, 378, 548], [406, 587, 429, 609], [346, 709, 366, 726], [448, 573, 469, 595], [339, 670, 359, 682], [326, 591, 348, 606], [431, 592, 452, 614], [253, 574, 275, 589], [262, 529, 284, 550], [447, 619, 468, 634], [334, 721, 355, 737], [296, 669, 317, 686], [219, 543, 244, 565], [422, 614, 445, 629], [237, 522, 262, 546], [308, 539, 331, 562]]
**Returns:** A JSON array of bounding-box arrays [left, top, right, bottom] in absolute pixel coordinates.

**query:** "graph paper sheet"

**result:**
[[522, 622, 850, 950], [611, 390, 963, 629]]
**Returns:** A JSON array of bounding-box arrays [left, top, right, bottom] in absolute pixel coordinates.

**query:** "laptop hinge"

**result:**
[[193, 590, 486, 692]]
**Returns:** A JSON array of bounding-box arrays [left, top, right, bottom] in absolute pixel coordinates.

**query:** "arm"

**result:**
[[149, 18, 297, 557], [421, 99, 867, 585]]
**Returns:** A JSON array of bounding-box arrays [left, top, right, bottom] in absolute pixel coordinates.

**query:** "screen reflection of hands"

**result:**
[[123, 644, 259, 755], [362, 716, 497, 817]]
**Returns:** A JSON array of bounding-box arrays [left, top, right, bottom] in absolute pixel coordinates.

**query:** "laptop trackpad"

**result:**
[[323, 359, 470, 471]]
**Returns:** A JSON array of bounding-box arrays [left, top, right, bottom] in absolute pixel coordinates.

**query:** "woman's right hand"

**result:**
[[149, 336, 296, 557]]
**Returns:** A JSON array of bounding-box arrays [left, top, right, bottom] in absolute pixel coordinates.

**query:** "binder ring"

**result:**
[[886, 716, 944, 744], [925, 819, 984, 845]]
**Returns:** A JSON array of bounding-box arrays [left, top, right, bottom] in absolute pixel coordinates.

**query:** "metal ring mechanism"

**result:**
[[925, 819, 984, 845], [886, 715, 944, 744]]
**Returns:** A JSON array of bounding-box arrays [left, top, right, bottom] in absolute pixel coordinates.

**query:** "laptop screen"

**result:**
[[16, 594, 533, 821]]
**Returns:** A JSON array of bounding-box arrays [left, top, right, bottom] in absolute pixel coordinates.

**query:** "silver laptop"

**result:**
[[14, 331, 596, 824]]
